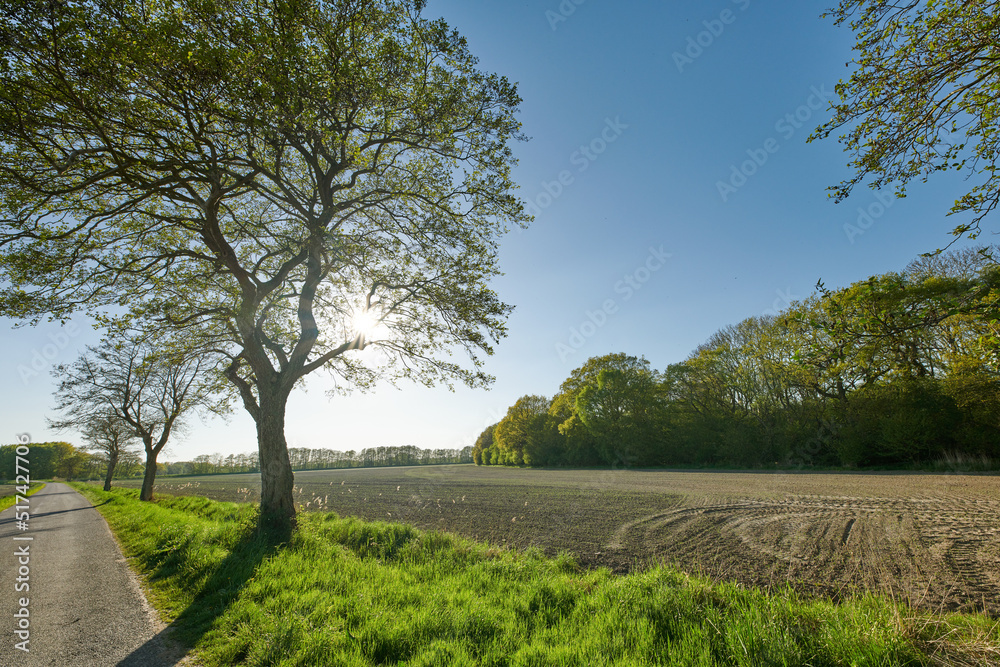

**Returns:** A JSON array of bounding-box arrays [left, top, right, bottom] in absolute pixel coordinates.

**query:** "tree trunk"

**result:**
[[257, 389, 296, 530], [104, 451, 119, 492], [139, 448, 158, 501]]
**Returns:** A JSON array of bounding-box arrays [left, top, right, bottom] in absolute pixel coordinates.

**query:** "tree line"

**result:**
[[0, 442, 130, 481], [163, 445, 473, 476], [2, 441, 473, 483], [476, 247, 1000, 470]]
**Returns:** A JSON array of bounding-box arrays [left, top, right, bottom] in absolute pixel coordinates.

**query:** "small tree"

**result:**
[[115, 449, 144, 479], [51, 335, 226, 500], [78, 412, 140, 491]]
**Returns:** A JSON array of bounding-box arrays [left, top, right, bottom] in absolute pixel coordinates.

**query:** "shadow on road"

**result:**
[[25, 489, 86, 496], [115, 522, 291, 666], [0, 499, 110, 526]]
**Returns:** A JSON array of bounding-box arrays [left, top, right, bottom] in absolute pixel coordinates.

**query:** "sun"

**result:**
[[350, 308, 388, 343], [347, 307, 394, 364]]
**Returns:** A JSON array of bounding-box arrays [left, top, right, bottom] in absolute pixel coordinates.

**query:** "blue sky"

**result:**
[[1, 0, 984, 460]]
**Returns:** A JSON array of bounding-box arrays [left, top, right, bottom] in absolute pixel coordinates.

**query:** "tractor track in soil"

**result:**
[[121, 466, 1000, 616], [612, 494, 1000, 615]]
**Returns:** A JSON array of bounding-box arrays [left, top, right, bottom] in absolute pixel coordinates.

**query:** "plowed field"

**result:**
[[129, 465, 1000, 616]]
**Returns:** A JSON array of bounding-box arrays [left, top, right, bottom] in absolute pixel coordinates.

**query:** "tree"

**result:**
[[494, 395, 550, 466], [549, 353, 652, 465], [835, 377, 961, 466], [576, 366, 666, 466], [1, 442, 79, 480], [812, 1, 1000, 239], [78, 412, 141, 491], [472, 423, 496, 466], [115, 449, 144, 479], [552, 353, 653, 405], [521, 412, 562, 467], [906, 245, 999, 281], [808, 272, 993, 381], [50, 336, 225, 500], [785, 248, 1000, 404], [0, 0, 528, 527]]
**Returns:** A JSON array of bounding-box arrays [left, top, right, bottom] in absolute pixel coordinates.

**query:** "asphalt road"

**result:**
[[0, 483, 191, 667]]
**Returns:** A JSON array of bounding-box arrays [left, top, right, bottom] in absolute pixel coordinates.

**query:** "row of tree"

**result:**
[[2, 440, 473, 486], [0, 440, 197, 485], [0, 442, 103, 481], [163, 445, 473, 475], [476, 247, 1000, 469]]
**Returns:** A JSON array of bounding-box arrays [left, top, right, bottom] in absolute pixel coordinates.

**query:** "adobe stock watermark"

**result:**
[[555, 245, 672, 362], [521, 117, 629, 221], [673, 0, 751, 73], [545, 0, 589, 30], [716, 84, 834, 202], [16, 322, 81, 385], [843, 190, 896, 244], [11, 433, 32, 654], [762, 287, 799, 317]]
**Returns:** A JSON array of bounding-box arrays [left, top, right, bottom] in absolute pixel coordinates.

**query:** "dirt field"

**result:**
[[125, 465, 1000, 616], [0, 482, 31, 498]]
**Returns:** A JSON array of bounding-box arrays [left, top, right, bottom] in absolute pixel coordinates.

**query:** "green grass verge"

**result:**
[[71, 484, 999, 667], [0, 482, 45, 512]]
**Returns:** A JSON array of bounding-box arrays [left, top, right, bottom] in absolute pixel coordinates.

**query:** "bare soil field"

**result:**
[[0, 481, 33, 499], [124, 465, 1000, 616]]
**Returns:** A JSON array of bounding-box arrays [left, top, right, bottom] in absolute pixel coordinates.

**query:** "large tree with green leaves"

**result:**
[[575, 364, 666, 466], [548, 353, 653, 465], [471, 423, 497, 465], [812, 1, 1000, 238], [0, 0, 528, 526]]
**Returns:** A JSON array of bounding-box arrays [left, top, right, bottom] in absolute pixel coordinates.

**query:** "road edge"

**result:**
[[72, 482, 201, 666]]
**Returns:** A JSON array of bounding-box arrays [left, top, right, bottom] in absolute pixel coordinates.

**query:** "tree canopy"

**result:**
[[0, 442, 100, 481], [812, 1, 1000, 239], [0, 0, 528, 525]]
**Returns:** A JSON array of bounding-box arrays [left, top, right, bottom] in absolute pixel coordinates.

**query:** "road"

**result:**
[[0, 483, 191, 666]]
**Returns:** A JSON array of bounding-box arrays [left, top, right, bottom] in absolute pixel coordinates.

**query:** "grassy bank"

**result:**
[[72, 485, 998, 666], [0, 481, 45, 512]]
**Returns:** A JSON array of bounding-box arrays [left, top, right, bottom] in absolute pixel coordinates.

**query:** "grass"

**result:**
[[71, 484, 1000, 667], [0, 481, 45, 512]]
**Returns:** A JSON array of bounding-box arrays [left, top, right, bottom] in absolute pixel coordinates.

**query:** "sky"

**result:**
[[0, 0, 987, 461]]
